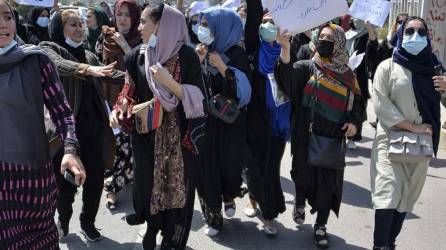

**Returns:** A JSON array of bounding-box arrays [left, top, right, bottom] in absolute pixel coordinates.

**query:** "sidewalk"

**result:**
[[439, 106, 446, 158]]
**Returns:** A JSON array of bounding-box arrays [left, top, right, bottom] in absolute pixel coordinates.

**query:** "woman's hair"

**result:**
[[237, 3, 247, 13], [143, 3, 164, 23], [61, 9, 79, 27], [0, 0, 15, 20]]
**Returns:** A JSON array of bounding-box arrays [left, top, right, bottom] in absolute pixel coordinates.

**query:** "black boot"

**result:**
[[142, 227, 158, 250]]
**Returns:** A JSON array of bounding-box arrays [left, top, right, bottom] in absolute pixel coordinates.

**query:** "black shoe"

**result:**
[[142, 228, 157, 250], [125, 214, 145, 226], [314, 225, 329, 249], [160, 241, 173, 250], [292, 203, 305, 225], [373, 246, 389, 250], [56, 220, 69, 238], [80, 223, 101, 242]]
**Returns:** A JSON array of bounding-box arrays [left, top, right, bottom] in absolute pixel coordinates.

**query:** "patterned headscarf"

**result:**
[[313, 23, 350, 75]]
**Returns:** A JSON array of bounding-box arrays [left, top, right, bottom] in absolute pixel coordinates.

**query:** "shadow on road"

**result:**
[[342, 181, 372, 209], [430, 158, 446, 168], [60, 234, 136, 250]]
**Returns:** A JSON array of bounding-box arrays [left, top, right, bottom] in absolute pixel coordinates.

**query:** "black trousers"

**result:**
[[247, 136, 286, 220], [53, 113, 105, 226], [374, 209, 406, 247], [295, 192, 330, 226]]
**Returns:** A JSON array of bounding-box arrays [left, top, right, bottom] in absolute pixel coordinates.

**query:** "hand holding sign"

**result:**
[[349, 0, 391, 27], [262, 0, 349, 35]]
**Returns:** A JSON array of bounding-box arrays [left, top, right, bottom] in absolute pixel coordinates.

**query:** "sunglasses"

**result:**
[[404, 27, 428, 37]]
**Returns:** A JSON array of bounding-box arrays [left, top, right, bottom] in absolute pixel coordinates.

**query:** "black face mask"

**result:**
[[316, 40, 335, 58]]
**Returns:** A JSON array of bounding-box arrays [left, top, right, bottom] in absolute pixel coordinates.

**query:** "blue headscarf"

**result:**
[[393, 18, 442, 154], [199, 7, 243, 54], [258, 41, 290, 140]]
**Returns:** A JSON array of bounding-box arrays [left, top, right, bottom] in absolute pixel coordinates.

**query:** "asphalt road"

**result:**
[[59, 107, 446, 250]]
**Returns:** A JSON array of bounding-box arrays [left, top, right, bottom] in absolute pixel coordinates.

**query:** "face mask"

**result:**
[[316, 39, 335, 58], [197, 26, 214, 45], [65, 37, 83, 48], [402, 31, 428, 56], [0, 40, 17, 55], [241, 18, 246, 28], [148, 33, 157, 48], [259, 22, 277, 43], [36, 17, 49, 28], [192, 24, 199, 35]]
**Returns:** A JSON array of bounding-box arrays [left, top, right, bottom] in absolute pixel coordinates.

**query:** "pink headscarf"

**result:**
[[145, 4, 204, 118]]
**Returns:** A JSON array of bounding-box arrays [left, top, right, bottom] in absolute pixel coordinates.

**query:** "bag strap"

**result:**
[[309, 71, 319, 133]]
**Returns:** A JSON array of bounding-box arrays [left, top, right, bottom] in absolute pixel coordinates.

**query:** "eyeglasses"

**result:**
[[404, 27, 428, 37]]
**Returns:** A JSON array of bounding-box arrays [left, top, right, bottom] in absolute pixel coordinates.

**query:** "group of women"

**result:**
[[1, 0, 446, 249]]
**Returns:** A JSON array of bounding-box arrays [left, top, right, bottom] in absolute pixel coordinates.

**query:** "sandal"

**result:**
[[293, 204, 305, 225], [105, 192, 117, 210], [263, 220, 278, 236], [314, 225, 329, 249]]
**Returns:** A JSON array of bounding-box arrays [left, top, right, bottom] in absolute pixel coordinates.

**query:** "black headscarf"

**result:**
[[187, 15, 200, 45], [24, 7, 50, 43], [393, 17, 442, 154], [49, 11, 87, 63], [86, 6, 111, 52]]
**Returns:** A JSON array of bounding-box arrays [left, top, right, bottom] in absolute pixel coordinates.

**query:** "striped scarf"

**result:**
[[302, 63, 359, 124]]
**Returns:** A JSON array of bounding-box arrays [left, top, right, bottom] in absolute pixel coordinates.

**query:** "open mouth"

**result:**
[[0, 33, 11, 38]]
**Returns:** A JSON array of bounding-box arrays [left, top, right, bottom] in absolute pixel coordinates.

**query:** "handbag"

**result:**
[[201, 61, 240, 124], [132, 98, 163, 134], [388, 131, 433, 164], [306, 73, 346, 170]]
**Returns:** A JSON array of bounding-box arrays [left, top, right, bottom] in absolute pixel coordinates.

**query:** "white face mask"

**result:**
[[148, 33, 157, 48], [65, 37, 83, 48], [197, 26, 214, 45], [0, 40, 17, 55], [36, 17, 50, 28]]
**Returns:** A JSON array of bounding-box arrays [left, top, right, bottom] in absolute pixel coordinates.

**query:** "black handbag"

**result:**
[[201, 61, 240, 124], [307, 74, 346, 170]]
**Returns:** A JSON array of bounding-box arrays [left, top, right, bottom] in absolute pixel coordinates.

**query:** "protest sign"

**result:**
[[262, 0, 349, 35], [349, 0, 391, 27], [16, 0, 54, 7]]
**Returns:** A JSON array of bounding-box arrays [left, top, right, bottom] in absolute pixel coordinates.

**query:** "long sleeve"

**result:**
[[245, 0, 263, 58], [346, 92, 364, 130], [372, 60, 406, 129], [274, 59, 310, 105], [39, 56, 79, 152], [39, 42, 90, 79], [181, 47, 205, 118]]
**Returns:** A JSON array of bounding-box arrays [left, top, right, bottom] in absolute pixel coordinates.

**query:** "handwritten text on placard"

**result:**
[[262, 0, 349, 35], [16, 0, 54, 7], [349, 0, 391, 27]]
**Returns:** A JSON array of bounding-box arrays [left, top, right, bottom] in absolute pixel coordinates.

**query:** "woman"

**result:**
[[0, 1, 85, 249], [39, 10, 123, 242], [22, 7, 51, 45], [85, 6, 111, 54], [98, 0, 142, 210], [194, 7, 252, 236], [100, 1, 114, 21], [243, 0, 288, 236], [186, 1, 209, 46], [110, 3, 205, 249], [371, 17, 444, 250], [275, 24, 363, 249], [344, 18, 378, 149]]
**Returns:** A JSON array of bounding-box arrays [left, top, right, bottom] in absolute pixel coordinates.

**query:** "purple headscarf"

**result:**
[[145, 4, 204, 118]]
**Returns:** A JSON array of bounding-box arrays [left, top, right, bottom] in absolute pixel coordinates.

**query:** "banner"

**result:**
[[262, 0, 349, 34], [16, 0, 54, 7], [349, 0, 391, 27]]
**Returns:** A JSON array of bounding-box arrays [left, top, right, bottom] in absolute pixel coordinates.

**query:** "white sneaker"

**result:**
[[263, 220, 278, 236], [347, 140, 357, 150], [244, 201, 257, 217], [224, 202, 236, 218], [204, 226, 219, 237]]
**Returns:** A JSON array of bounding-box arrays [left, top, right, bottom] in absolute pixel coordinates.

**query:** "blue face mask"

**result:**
[[241, 18, 246, 28], [0, 40, 18, 55], [148, 34, 157, 48], [36, 17, 49, 28], [259, 22, 277, 43], [197, 26, 214, 45], [192, 24, 199, 35], [402, 31, 428, 56]]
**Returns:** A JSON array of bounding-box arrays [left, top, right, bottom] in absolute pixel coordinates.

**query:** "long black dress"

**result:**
[[123, 44, 201, 249], [196, 45, 252, 230], [274, 60, 363, 218], [243, 0, 286, 221]]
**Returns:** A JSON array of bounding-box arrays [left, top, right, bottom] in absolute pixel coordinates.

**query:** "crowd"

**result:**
[[0, 0, 446, 250]]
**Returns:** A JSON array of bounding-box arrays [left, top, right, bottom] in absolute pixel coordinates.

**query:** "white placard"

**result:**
[[267, 73, 289, 106], [349, 0, 391, 27], [348, 50, 365, 70], [221, 0, 240, 9], [262, 0, 349, 35], [16, 0, 54, 7]]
